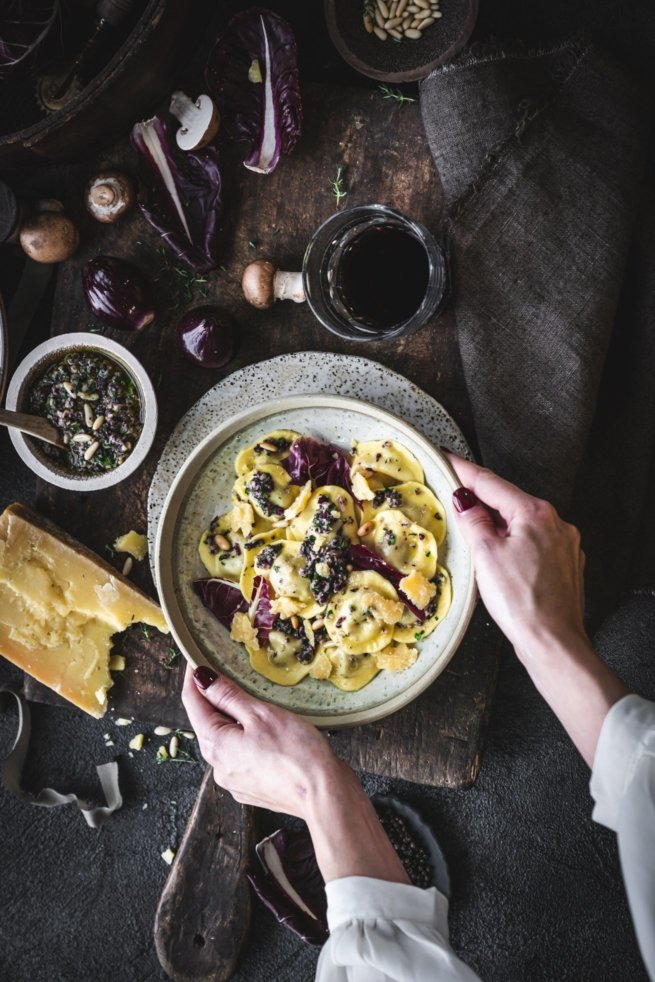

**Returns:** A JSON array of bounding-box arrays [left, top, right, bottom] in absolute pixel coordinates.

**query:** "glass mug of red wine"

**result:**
[[302, 204, 448, 341]]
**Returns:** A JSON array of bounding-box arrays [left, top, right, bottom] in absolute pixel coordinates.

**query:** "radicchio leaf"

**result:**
[[206, 7, 302, 175], [193, 578, 247, 629], [251, 575, 275, 643], [0, 0, 59, 78], [350, 544, 427, 623], [284, 437, 353, 494], [131, 115, 222, 273], [247, 827, 328, 946]]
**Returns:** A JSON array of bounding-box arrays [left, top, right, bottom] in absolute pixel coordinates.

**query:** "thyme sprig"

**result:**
[[378, 83, 416, 105], [330, 165, 348, 206]]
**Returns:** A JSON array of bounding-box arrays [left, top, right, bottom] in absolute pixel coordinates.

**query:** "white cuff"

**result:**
[[325, 876, 450, 938], [590, 694, 655, 831]]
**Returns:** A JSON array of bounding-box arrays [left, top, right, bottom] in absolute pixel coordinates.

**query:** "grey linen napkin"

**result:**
[[420, 38, 655, 619]]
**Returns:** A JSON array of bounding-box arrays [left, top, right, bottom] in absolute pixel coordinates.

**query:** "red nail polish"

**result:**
[[194, 666, 218, 689], [453, 487, 478, 512]]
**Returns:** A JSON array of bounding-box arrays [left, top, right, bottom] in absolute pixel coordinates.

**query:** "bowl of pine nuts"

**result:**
[[325, 0, 478, 82]]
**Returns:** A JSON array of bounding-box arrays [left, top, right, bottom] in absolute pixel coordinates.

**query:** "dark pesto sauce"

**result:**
[[29, 350, 142, 474]]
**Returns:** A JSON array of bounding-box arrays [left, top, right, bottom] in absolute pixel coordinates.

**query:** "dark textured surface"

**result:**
[[2, 2, 655, 982]]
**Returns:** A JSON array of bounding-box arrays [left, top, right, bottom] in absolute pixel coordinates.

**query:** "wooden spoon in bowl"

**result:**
[[0, 407, 65, 448]]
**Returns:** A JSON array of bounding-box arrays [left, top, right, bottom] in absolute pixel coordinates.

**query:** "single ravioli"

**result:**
[[198, 512, 245, 582], [287, 486, 359, 547], [393, 565, 452, 643], [233, 464, 300, 521], [324, 570, 403, 655], [351, 439, 424, 485], [360, 509, 437, 580], [360, 482, 446, 546], [234, 429, 300, 475]]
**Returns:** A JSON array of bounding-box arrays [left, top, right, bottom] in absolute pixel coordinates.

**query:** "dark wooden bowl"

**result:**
[[0, 0, 215, 168], [325, 0, 478, 82]]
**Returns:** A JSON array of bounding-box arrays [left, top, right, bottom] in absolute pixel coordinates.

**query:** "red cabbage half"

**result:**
[[131, 115, 223, 273], [350, 544, 427, 623], [0, 0, 59, 78], [193, 578, 247, 629], [247, 827, 328, 946], [284, 437, 353, 494], [206, 7, 302, 175]]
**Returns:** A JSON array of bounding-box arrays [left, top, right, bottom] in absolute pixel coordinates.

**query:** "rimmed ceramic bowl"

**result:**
[[5, 332, 157, 492], [325, 0, 479, 82], [155, 394, 476, 728]]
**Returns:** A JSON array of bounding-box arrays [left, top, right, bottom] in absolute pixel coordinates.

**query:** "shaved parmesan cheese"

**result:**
[[273, 480, 313, 527], [351, 471, 375, 501], [230, 502, 256, 538], [375, 643, 418, 672], [231, 612, 260, 650], [367, 592, 405, 625], [399, 570, 437, 610], [270, 596, 304, 618]]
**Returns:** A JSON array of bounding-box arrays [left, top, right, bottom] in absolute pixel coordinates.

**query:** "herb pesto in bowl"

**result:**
[[6, 333, 157, 491]]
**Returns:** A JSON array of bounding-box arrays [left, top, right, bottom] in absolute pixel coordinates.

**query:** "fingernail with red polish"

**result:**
[[194, 666, 218, 689], [453, 487, 478, 512]]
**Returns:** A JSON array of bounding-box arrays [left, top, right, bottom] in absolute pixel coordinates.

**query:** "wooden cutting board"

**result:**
[[24, 82, 500, 791]]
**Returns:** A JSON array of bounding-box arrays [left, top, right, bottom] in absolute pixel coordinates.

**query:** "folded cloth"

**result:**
[[420, 37, 655, 619]]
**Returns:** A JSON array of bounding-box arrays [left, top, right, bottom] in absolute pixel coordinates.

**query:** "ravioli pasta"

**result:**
[[196, 432, 452, 691]]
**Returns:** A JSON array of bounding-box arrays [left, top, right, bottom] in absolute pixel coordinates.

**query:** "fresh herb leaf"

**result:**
[[378, 83, 416, 105], [330, 165, 347, 206], [164, 647, 181, 669]]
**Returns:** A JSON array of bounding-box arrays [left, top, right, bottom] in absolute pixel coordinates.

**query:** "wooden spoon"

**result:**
[[0, 407, 65, 448]]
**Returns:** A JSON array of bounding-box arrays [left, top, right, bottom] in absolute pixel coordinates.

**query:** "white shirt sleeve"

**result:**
[[590, 694, 655, 978], [315, 877, 481, 982]]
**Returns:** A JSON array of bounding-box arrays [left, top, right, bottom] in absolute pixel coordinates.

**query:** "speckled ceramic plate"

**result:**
[[153, 387, 476, 728]]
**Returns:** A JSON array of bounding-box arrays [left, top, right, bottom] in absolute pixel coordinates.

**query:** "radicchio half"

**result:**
[[131, 115, 222, 273], [193, 578, 247, 629], [284, 437, 353, 494], [205, 7, 302, 175], [247, 826, 328, 946], [350, 544, 427, 623]]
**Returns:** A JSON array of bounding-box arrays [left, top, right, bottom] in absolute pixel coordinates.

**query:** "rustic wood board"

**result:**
[[24, 82, 500, 789]]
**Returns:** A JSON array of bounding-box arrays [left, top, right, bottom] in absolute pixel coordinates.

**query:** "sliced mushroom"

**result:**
[[19, 209, 79, 264], [242, 260, 305, 310], [85, 172, 135, 224], [169, 91, 220, 151]]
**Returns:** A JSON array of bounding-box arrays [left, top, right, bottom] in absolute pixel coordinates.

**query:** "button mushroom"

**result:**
[[242, 260, 305, 310], [19, 206, 79, 264], [85, 172, 135, 224], [169, 91, 220, 151]]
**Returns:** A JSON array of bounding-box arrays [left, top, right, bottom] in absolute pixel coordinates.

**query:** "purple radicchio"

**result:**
[[193, 578, 247, 629], [0, 0, 59, 78], [205, 7, 302, 175], [350, 544, 428, 623], [247, 826, 328, 946], [251, 575, 275, 644], [131, 115, 222, 273], [284, 437, 353, 494]]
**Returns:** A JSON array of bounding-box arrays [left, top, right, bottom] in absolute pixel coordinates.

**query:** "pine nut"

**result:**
[[415, 8, 432, 18], [402, 15, 412, 27], [72, 433, 91, 443], [169, 735, 179, 759], [374, 6, 385, 27], [154, 726, 172, 736], [312, 618, 325, 630], [415, 0, 430, 7], [396, 0, 408, 13], [290, 615, 300, 629], [258, 440, 279, 452], [122, 556, 133, 577], [385, 16, 402, 27], [405, 27, 423, 37], [214, 533, 231, 551], [377, 0, 389, 17], [84, 440, 100, 461], [390, 0, 398, 15], [373, 25, 387, 39], [346, 563, 354, 571], [357, 521, 373, 537], [410, 18, 422, 28], [432, 9, 442, 15], [364, 13, 373, 31], [420, 16, 435, 25], [388, 27, 402, 38], [92, 415, 105, 431], [83, 402, 94, 427]]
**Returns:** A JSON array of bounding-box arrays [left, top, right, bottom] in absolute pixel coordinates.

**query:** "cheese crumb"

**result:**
[[161, 848, 176, 866], [270, 596, 303, 618], [399, 570, 437, 610], [129, 733, 145, 751], [113, 531, 148, 562], [376, 643, 418, 672], [351, 471, 375, 501], [230, 612, 260, 650], [367, 592, 405, 625], [230, 502, 255, 538]]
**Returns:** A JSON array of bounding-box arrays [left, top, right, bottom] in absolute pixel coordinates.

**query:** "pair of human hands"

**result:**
[[182, 454, 591, 827]]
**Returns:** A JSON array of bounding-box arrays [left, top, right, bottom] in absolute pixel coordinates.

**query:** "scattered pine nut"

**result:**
[[373, 25, 387, 39], [154, 725, 172, 736], [405, 27, 423, 37], [84, 440, 100, 461], [122, 556, 133, 577], [169, 735, 179, 759], [357, 521, 373, 537]]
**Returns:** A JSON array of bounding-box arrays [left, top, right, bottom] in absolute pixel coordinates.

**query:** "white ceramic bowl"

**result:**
[[5, 333, 157, 491], [155, 394, 476, 728]]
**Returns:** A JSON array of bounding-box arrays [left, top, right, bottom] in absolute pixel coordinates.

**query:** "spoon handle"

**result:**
[[0, 408, 64, 448]]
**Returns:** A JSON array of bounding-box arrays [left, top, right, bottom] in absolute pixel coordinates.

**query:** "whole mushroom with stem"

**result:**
[[169, 91, 220, 151], [85, 172, 135, 224], [242, 260, 305, 310]]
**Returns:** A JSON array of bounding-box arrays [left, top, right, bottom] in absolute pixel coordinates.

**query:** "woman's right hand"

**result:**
[[445, 455, 588, 663]]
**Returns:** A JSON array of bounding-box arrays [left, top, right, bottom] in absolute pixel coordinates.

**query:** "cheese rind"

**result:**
[[0, 502, 169, 718]]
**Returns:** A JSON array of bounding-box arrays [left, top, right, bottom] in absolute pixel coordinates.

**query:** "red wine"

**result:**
[[338, 224, 430, 331]]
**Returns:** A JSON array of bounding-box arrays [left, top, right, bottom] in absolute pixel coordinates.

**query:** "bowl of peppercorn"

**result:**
[[5, 333, 158, 491], [325, 0, 479, 82]]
